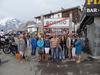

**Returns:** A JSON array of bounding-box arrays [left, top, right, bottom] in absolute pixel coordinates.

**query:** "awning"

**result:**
[[77, 15, 94, 34]]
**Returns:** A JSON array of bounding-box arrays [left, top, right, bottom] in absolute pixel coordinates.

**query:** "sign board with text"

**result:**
[[44, 18, 69, 28], [84, 0, 100, 16]]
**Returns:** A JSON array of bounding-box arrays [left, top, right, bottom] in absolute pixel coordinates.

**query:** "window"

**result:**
[[62, 12, 69, 18]]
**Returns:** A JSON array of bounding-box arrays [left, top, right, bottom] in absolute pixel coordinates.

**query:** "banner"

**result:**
[[43, 18, 69, 28], [84, 0, 100, 16]]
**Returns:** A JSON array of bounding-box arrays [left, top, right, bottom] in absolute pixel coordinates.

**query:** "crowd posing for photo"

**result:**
[[15, 31, 85, 64]]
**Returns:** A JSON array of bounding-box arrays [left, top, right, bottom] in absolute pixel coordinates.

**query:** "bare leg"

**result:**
[[76, 55, 81, 63]]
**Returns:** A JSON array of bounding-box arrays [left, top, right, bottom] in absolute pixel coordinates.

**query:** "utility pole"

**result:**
[[74, 23, 75, 33], [41, 15, 44, 34], [74, 17, 77, 33], [69, 11, 72, 33]]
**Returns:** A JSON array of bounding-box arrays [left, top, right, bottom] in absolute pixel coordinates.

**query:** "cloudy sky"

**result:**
[[0, 0, 85, 21]]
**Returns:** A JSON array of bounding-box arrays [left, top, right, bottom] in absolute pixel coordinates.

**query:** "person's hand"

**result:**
[[71, 45, 73, 48], [67, 46, 70, 48]]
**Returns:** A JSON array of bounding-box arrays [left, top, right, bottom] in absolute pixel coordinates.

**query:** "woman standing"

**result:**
[[37, 36, 44, 62], [61, 35, 66, 60], [75, 35, 82, 63], [44, 35, 50, 61], [71, 35, 77, 61], [24, 33, 32, 61], [18, 34, 25, 60]]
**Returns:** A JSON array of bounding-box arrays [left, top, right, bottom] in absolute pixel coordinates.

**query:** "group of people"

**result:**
[[14, 31, 84, 64]]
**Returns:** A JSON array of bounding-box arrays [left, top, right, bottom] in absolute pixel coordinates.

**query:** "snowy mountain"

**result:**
[[0, 18, 21, 31]]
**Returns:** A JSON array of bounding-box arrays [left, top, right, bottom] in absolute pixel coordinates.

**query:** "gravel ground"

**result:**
[[0, 51, 100, 75]]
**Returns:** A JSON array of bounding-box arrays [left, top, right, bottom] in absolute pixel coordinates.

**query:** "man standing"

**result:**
[[66, 33, 72, 59], [50, 32, 59, 63], [31, 33, 37, 56]]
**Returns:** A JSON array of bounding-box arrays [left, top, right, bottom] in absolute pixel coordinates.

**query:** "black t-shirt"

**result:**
[[71, 39, 77, 47], [44, 39, 50, 47]]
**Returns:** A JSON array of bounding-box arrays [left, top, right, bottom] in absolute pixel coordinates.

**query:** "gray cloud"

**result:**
[[0, 0, 84, 21]]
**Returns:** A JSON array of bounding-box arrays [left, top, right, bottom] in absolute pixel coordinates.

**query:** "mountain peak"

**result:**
[[0, 17, 14, 26], [0, 18, 22, 31]]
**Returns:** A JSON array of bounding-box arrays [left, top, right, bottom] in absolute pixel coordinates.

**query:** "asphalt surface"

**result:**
[[0, 51, 100, 75]]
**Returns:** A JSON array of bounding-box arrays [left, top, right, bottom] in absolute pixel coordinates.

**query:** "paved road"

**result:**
[[0, 52, 100, 75]]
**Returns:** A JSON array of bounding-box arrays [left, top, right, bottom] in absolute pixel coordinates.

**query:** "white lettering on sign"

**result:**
[[87, 8, 98, 12], [44, 18, 69, 28]]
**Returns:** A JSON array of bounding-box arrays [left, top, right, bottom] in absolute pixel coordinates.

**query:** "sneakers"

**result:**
[[76, 60, 80, 64], [57, 65, 60, 68]]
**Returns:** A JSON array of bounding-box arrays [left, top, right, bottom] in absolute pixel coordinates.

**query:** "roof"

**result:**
[[34, 6, 80, 19], [26, 21, 36, 25]]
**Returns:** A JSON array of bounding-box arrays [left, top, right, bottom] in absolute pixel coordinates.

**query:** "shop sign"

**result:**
[[84, 0, 100, 16], [44, 18, 69, 28]]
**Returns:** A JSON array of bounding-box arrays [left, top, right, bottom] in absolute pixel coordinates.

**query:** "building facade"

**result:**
[[77, 1, 100, 58], [26, 21, 38, 33], [35, 6, 81, 35]]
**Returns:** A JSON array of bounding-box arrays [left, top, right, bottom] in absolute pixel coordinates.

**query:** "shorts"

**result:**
[[37, 47, 44, 54], [72, 47, 76, 57], [24, 47, 31, 57], [45, 48, 50, 54]]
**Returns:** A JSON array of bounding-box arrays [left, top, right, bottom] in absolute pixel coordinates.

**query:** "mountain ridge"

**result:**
[[0, 18, 21, 31]]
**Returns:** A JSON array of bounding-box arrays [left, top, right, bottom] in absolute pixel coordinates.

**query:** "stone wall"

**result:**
[[87, 17, 100, 57], [94, 17, 100, 56]]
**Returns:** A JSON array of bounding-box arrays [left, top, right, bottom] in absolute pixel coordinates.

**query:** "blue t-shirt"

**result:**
[[31, 38, 37, 48], [75, 40, 82, 54], [37, 40, 44, 48]]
